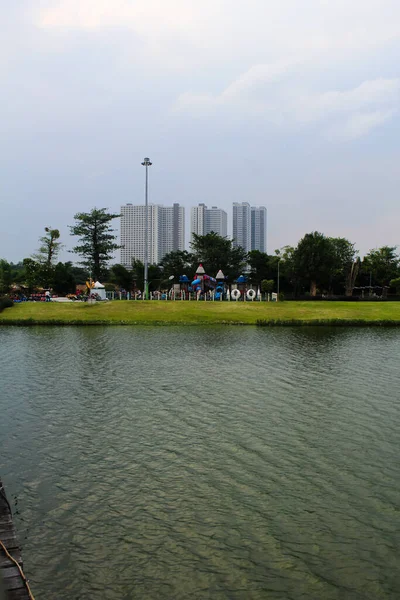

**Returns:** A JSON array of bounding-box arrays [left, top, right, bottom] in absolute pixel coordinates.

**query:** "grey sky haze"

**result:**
[[1, 0, 399, 263]]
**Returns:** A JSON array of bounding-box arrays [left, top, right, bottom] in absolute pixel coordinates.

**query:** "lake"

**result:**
[[0, 326, 399, 599]]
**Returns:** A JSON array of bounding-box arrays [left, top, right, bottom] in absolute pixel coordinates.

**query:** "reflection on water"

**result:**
[[0, 326, 399, 599]]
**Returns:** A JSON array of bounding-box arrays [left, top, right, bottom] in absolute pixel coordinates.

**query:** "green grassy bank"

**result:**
[[1, 300, 400, 326]]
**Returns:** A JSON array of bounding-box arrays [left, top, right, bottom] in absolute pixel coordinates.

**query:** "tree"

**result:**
[[159, 250, 194, 280], [247, 251, 270, 286], [293, 232, 335, 296], [131, 260, 163, 292], [362, 246, 399, 287], [70, 208, 120, 281], [34, 227, 62, 265], [69, 265, 89, 285], [390, 277, 400, 294], [9, 262, 26, 286], [32, 227, 62, 288], [273, 246, 298, 295], [0, 259, 12, 295], [261, 279, 274, 294], [328, 237, 358, 296], [110, 264, 134, 291], [52, 262, 76, 295], [191, 232, 247, 281], [22, 258, 41, 293]]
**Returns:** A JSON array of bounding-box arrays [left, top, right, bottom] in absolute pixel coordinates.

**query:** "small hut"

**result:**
[[92, 281, 106, 300]]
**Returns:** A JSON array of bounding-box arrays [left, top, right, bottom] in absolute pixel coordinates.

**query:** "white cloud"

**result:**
[[328, 110, 395, 140], [37, 0, 400, 59], [292, 79, 400, 123], [38, 0, 199, 31], [176, 64, 400, 139]]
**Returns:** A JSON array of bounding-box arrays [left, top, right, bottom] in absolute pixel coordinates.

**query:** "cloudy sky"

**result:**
[[1, 0, 399, 262]]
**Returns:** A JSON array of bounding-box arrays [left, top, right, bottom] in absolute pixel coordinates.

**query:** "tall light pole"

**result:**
[[277, 258, 280, 301], [141, 157, 152, 300]]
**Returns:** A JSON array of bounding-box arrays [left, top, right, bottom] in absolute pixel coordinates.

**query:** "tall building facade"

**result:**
[[206, 206, 227, 238], [190, 204, 227, 243], [120, 203, 185, 267], [190, 204, 206, 239], [120, 204, 159, 266], [158, 203, 185, 260], [232, 202, 251, 252], [251, 206, 267, 252]]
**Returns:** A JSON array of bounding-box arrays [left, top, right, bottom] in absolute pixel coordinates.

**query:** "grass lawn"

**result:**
[[1, 300, 400, 326]]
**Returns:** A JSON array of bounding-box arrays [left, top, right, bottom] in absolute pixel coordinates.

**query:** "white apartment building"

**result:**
[[251, 206, 267, 253], [120, 203, 185, 267], [206, 206, 227, 238], [120, 204, 159, 266], [190, 204, 227, 243], [232, 202, 251, 252], [190, 204, 206, 239], [158, 203, 185, 260]]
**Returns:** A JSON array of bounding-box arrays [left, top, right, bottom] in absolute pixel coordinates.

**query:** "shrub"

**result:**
[[390, 277, 400, 294], [0, 296, 13, 313]]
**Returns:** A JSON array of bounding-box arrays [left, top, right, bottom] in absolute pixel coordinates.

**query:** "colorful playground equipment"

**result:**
[[191, 264, 218, 299], [110, 264, 262, 301], [174, 264, 260, 301]]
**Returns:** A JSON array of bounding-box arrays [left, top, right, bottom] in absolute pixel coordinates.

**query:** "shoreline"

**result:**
[[1, 301, 400, 327], [1, 320, 400, 327]]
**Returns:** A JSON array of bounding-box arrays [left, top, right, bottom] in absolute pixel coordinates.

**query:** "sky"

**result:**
[[1, 0, 399, 263]]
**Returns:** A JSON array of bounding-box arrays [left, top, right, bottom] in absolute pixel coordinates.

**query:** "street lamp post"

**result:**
[[277, 258, 280, 301], [141, 157, 152, 300]]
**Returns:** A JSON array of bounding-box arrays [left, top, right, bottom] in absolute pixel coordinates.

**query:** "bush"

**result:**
[[0, 296, 13, 313], [104, 283, 117, 291], [390, 278, 400, 294], [261, 279, 274, 294]]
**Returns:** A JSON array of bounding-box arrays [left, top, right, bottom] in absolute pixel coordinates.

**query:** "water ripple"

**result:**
[[0, 326, 399, 599]]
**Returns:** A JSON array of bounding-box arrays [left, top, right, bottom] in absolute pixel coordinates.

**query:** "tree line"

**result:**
[[1, 208, 399, 297]]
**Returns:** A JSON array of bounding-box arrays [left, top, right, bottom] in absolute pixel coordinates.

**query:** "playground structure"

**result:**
[[106, 264, 266, 301]]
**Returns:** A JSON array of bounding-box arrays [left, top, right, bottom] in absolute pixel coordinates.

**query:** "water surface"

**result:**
[[0, 326, 399, 599]]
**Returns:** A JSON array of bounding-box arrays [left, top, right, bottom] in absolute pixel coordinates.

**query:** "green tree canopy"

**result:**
[[159, 250, 195, 280], [69, 265, 89, 285], [362, 246, 399, 287], [0, 259, 12, 295], [390, 277, 400, 294], [70, 208, 120, 281], [261, 279, 274, 294], [34, 227, 62, 265], [110, 264, 134, 291], [247, 251, 271, 286], [131, 260, 163, 292], [22, 258, 41, 293], [32, 227, 62, 288], [293, 232, 336, 296], [191, 232, 247, 281], [52, 262, 76, 295], [328, 237, 359, 296]]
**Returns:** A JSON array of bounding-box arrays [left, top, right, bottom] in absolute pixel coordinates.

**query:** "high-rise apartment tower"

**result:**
[[190, 204, 227, 243], [251, 206, 267, 253], [120, 203, 185, 267], [232, 202, 251, 253]]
